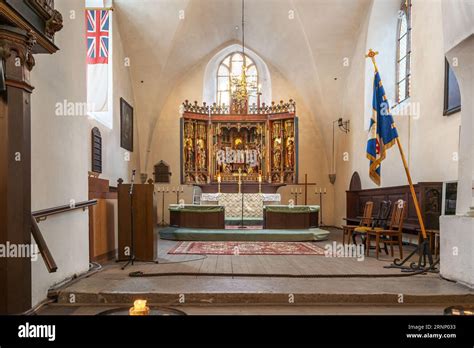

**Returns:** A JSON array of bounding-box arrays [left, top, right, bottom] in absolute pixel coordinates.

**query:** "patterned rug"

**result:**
[[168, 241, 326, 256]]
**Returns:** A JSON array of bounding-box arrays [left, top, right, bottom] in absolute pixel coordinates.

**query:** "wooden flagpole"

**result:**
[[366, 49, 427, 241]]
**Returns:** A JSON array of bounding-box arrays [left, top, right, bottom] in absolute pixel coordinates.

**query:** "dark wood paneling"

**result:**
[[346, 182, 442, 233], [0, 55, 32, 314], [0, 2, 63, 314]]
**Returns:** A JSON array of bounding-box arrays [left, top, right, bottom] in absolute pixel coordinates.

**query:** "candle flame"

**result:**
[[134, 300, 147, 310], [130, 299, 150, 316]]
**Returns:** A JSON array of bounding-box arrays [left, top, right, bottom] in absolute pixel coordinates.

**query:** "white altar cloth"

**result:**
[[200, 193, 281, 218]]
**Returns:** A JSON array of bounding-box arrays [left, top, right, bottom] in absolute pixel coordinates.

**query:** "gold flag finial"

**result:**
[[365, 49, 379, 72]]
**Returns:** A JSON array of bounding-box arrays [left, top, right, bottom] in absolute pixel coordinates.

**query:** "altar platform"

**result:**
[[159, 227, 330, 242]]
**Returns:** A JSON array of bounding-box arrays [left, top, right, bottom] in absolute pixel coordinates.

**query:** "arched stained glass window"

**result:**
[[217, 52, 259, 107], [396, 0, 412, 104]]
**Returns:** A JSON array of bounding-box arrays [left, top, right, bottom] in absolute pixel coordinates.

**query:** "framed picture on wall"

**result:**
[[443, 58, 461, 116], [120, 98, 133, 152]]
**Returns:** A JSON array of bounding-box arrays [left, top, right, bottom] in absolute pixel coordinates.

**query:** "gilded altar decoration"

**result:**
[[181, 99, 297, 185], [182, 119, 209, 183]]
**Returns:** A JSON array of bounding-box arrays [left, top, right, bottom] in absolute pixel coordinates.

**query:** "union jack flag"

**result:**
[[86, 10, 109, 65]]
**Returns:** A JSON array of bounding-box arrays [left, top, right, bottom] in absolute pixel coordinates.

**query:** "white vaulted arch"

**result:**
[[202, 44, 272, 105]]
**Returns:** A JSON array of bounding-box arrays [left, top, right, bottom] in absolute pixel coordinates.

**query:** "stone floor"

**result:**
[[39, 228, 473, 315], [37, 304, 450, 315]]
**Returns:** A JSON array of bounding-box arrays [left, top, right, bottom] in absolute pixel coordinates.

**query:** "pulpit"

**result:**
[[117, 179, 156, 262]]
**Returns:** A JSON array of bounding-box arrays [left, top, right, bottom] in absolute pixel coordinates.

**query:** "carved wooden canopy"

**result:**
[[0, 0, 63, 54]]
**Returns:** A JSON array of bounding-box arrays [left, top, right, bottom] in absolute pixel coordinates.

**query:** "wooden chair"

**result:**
[[341, 201, 373, 245], [366, 200, 406, 260], [353, 200, 392, 247]]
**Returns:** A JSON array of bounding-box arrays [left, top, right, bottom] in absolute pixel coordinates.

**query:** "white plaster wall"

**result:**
[[87, 14, 139, 185], [442, 0, 474, 214], [30, 0, 137, 306], [333, 1, 371, 226], [439, 0, 474, 287], [441, 0, 474, 53], [440, 215, 474, 287], [334, 0, 461, 225]]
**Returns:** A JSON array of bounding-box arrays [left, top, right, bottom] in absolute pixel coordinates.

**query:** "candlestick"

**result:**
[[158, 186, 169, 227], [313, 187, 327, 226], [292, 187, 302, 205], [175, 186, 181, 204], [129, 299, 150, 316]]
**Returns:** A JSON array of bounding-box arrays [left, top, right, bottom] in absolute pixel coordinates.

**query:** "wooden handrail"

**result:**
[[31, 199, 97, 273], [32, 199, 97, 221], [31, 216, 57, 273]]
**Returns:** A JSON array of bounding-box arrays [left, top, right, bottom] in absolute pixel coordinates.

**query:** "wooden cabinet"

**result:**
[[88, 177, 117, 263], [89, 199, 115, 262]]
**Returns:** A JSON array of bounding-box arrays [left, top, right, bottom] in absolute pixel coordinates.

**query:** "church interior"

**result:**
[[1, 0, 474, 323]]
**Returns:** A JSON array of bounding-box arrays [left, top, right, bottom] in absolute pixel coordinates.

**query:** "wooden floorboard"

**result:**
[[101, 228, 419, 278], [230, 255, 249, 277], [215, 255, 233, 274]]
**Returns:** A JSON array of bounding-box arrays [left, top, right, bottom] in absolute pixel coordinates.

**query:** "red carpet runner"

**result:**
[[168, 241, 326, 255]]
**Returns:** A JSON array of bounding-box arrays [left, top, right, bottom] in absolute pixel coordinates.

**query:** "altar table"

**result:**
[[200, 193, 281, 219], [169, 204, 225, 229], [263, 205, 320, 229]]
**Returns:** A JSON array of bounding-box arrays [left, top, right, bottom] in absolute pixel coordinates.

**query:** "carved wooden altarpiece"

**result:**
[[180, 99, 298, 187]]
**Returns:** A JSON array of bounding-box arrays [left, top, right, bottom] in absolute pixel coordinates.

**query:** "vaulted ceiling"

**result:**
[[114, 0, 372, 170]]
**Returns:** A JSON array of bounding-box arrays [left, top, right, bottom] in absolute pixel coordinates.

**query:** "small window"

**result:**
[[396, 0, 412, 104], [91, 127, 102, 174], [216, 52, 258, 107]]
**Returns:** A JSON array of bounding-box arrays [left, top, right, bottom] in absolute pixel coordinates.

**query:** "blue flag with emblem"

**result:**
[[366, 71, 399, 186]]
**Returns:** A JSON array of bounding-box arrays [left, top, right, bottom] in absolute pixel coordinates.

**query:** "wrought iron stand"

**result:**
[[384, 238, 439, 273]]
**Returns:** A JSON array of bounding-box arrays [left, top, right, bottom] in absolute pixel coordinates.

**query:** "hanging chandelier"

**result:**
[[231, 0, 256, 113]]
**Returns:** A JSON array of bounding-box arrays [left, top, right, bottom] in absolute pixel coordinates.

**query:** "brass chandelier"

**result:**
[[231, 0, 256, 111]]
